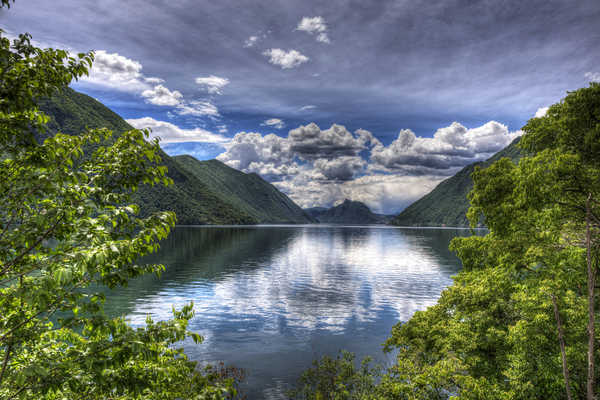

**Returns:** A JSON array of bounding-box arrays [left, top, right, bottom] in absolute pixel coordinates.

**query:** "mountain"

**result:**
[[306, 199, 391, 224], [174, 155, 314, 223], [389, 137, 523, 227], [37, 87, 313, 225]]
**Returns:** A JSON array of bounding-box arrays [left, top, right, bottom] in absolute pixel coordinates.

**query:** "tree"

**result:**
[[373, 84, 600, 399], [0, 5, 236, 400]]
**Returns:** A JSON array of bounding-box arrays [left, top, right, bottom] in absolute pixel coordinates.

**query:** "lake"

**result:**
[[103, 225, 477, 399]]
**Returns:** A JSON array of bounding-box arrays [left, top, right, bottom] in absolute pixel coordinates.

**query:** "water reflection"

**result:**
[[104, 225, 477, 399]]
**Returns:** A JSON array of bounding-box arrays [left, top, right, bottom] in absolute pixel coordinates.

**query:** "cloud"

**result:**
[[296, 16, 330, 43], [83, 50, 222, 117], [274, 173, 442, 214], [84, 50, 150, 92], [313, 156, 366, 181], [300, 105, 317, 111], [244, 35, 259, 48], [215, 120, 521, 213], [217, 132, 294, 176], [126, 117, 229, 143], [195, 75, 230, 94], [263, 48, 309, 69], [370, 121, 521, 173], [261, 118, 285, 129], [288, 123, 376, 159], [585, 72, 600, 82], [141, 84, 183, 106], [175, 100, 220, 116], [535, 107, 549, 118], [217, 125, 228, 134]]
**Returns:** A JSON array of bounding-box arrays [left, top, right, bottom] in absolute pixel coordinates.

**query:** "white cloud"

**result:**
[[217, 132, 294, 176], [263, 48, 309, 69], [84, 50, 223, 118], [370, 121, 521, 173], [217, 125, 228, 134], [535, 107, 549, 118], [195, 75, 230, 94], [244, 35, 259, 48], [584, 71, 600, 82], [261, 118, 285, 129], [175, 100, 220, 117], [215, 120, 520, 214], [300, 105, 317, 111], [141, 84, 183, 106], [296, 16, 330, 43], [84, 50, 150, 92], [126, 117, 229, 144]]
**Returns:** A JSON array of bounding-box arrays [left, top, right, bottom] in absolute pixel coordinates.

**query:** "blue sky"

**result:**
[[2, 0, 599, 213]]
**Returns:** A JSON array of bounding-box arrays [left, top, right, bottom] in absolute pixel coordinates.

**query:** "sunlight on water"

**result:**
[[104, 225, 477, 399]]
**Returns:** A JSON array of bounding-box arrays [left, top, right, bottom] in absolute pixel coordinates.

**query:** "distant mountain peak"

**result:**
[[305, 200, 391, 224]]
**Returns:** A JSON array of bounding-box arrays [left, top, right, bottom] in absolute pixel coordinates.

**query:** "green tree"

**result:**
[[0, 6, 236, 400], [379, 83, 600, 399]]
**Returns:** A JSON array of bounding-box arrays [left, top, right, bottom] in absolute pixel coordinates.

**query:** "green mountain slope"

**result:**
[[306, 199, 391, 224], [390, 138, 523, 227], [36, 87, 309, 225], [174, 155, 314, 223]]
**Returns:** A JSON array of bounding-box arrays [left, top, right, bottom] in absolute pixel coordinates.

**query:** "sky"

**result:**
[[2, 0, 600, 214]]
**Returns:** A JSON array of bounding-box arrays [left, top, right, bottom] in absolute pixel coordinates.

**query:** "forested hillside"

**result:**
[[174, 155, 314, 223], [37, 88, 312, 224]]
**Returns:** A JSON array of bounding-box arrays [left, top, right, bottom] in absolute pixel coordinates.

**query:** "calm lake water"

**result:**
[[104, 225, 476, 399]]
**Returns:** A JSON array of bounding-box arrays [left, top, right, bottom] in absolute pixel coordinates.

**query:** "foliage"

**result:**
[[0, 19, 237, 400], [390, 137, 522, 227], [289, 351, 382, 400], [381, 83, 600, 399]]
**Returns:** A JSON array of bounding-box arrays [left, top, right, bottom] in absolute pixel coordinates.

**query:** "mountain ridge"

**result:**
[[37, 87, 313, 225], [306, 199, 391, 224]]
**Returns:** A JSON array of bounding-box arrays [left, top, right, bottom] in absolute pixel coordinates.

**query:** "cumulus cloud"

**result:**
[[195, 75, 230, 94], [141, 84, 183, 106], [84, 50, 150, 92], [217, 131, 294, 178], [535, 107, 549, 118], [263, 48, 309, 69], [288, 123, 376, 159], [585, 71, 600, 82], [370, 121, 521, 173], [313, 156, 366, 181], [126, 117, 229, 143], [261, 118, 285, 129], [215, 120, 521, 213], [296, 16, 330, 43]]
